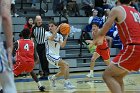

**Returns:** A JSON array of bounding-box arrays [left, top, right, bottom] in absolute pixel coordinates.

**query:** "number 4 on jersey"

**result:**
[[24, 44, 29, 51], [130, 11, 140, 23]]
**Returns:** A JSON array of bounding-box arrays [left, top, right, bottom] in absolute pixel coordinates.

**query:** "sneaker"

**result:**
[[86, 73, 94, 78], [48, 76, 56, 87], [64, 82, 75, 89], [38, 86, 45, 92]]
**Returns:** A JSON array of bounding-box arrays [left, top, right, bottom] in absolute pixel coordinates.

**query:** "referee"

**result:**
[[31, 15, 49, 78]]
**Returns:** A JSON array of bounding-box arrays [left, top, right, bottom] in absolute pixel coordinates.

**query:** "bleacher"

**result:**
[[13, 0, 121, 73]]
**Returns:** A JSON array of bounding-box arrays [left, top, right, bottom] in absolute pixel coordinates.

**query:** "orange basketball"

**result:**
[[60, 23, 70, 35]]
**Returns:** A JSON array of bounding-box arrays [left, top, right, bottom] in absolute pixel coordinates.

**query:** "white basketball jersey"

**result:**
[[45, 31, 63, 56]]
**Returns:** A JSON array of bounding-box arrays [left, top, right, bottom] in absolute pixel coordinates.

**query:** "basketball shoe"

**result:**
[[86, 73, 94, 78], [48, 75, 56, 87], [64, 82, 75, 89], [38, 86, 45, 91]]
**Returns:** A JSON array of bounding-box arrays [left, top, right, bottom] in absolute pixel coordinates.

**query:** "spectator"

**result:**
[[11, 0, 19, 17], [31, 15, 50, 79], [67, 0, 80, 16], [94, 0, 112, 17], [81, 0, 94, 16], [88, 9, 98, 24], [84, 9, 103, 32], [24, 17, 34, 37], [52, 0, 68, 15]]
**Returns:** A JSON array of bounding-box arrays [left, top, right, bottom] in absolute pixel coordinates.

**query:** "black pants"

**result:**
[[36, 44, 49, 76]]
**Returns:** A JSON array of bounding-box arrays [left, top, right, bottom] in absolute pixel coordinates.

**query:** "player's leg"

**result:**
[[102, 63, 128, 93], [113, 72, 128, 93], [57, 60, 75, 89], [0, 46, 17, 93], [104, 59, 110, 66], [102, 48, 110, 66], [0, 71, 17, 93], [87, 52, 100, 78], [30, 71, 45, 91], [48, 59, 67, 87]]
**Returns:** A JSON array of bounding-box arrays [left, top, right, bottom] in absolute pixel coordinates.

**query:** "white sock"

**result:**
[[90, 70, 93, 74], [37, 81, 42, 87]]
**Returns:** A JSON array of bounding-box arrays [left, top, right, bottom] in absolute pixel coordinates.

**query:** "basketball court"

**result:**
[[16, 71, 140, 93]]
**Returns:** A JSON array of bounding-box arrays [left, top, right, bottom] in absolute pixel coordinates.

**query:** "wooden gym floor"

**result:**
[[15, 71, 140, 93]]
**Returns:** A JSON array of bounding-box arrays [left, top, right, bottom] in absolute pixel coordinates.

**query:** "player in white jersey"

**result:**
[[45, 21, 75, 89], [0, 0, 17, 93]]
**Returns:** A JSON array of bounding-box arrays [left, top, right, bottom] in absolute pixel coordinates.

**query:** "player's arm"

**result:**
[[60, 34, 69, 48], [34, 46, 39, 64], [93, 7, 119, 46], [13, 41, 18, 56], [12, 41, 18, 64], [1, 0, 13, 55], [48, 25, 61, 41]]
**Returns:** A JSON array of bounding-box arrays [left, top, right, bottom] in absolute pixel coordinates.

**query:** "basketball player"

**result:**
[[0, 0, 17, 93], [13, 29, 45, 91], [86, 22, 110, 78], [92, 0, 140, 93], [45, 21, 75, 89]]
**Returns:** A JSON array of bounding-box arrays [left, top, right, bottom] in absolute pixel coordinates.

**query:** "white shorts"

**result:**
[[0, 42, 12, 73], [0, 42, 17, 93], [46, 54, 61, 68]]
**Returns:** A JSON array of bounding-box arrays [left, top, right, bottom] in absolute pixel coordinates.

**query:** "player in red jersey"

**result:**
[[92, 0, 140, 93], [86, 22, 110, 78], [13, 28, 45, 91]]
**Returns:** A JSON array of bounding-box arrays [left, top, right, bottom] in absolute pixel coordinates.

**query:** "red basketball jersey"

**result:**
[[16, 39, 34, 62], [116, 5, 140, 46], [97, 38, 108, 49]]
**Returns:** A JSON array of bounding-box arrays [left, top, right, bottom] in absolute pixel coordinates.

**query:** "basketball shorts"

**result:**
[[0, 42, 12, 73], [112, 45, 140, 72], [46, 54, 61, 68], [13, 60, 34, 76], [96, 47, 110, 60]]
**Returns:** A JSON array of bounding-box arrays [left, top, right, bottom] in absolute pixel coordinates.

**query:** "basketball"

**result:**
[[60, 23, 70, 35]]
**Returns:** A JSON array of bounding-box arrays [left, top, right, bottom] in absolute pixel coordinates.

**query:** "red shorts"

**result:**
[[13, 60, 34, 76], [96, 47, 110, 60], [112, 45, 140, 72]]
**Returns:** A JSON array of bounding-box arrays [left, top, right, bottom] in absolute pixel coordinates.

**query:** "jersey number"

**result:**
[[24, 44, 29, 51], [130, 11, 140, 23]]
